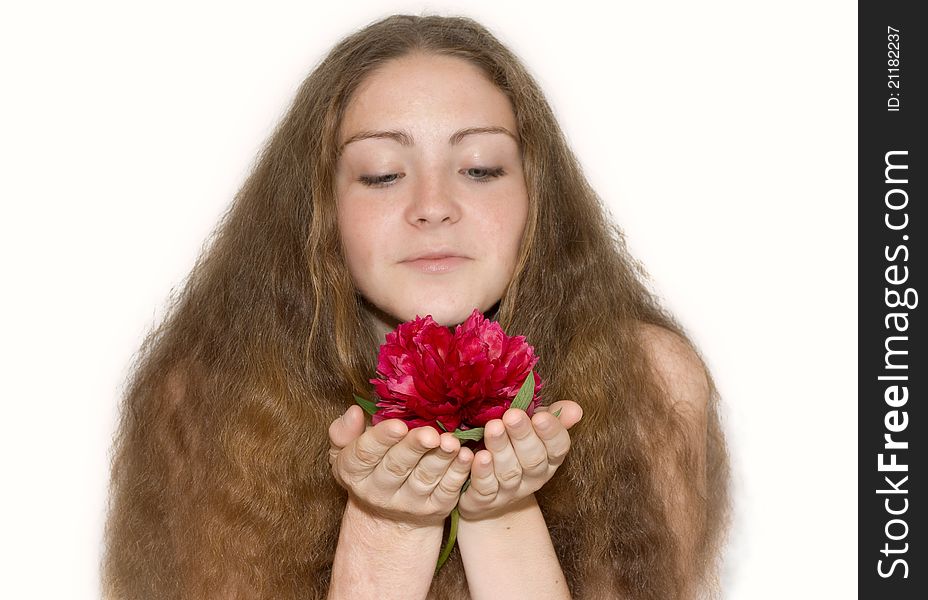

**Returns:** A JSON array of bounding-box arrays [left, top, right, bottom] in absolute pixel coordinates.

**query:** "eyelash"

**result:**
[[358, 167, 506, 188], [358, 173, 405, 187], [464, 167, 506, 183]]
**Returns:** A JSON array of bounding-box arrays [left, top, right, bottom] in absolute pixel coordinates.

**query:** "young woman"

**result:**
[[102, 14, 730, 600]]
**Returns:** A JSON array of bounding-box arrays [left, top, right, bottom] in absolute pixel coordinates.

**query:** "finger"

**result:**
[[530, 411, 572, 468], [328, 405, 366, 449], [368, 425, 441, 490], [341, 418, 408, 479], [431, 445, 474, 505], [467, 449, 499, 500], [328, 406, 367, 468], [405, 433, 461, 496], [502, 409, 549, 478], [535, 401, 583, 430], [484, 418, 522, 491]]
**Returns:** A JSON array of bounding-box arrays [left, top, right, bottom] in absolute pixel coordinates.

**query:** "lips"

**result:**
[[401, 252, 470, 274], [401, 249, 467, 262]]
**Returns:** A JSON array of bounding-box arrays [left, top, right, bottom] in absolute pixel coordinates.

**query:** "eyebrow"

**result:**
[[338, 126, 519, 154]]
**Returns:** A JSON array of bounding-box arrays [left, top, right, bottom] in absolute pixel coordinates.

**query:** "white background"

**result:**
[[0, 1, 856, 597]]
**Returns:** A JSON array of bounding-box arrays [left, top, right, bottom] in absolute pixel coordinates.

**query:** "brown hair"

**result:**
[[101, 14, 730, 599]]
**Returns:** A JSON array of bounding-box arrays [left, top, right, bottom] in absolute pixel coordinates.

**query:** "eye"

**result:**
[[359, 172, 405, 188], [461, 167, 505, 182]]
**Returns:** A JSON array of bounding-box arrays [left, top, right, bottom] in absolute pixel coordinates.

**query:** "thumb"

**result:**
[[328, 404, 366, 450], [535, 400, 583, 430]]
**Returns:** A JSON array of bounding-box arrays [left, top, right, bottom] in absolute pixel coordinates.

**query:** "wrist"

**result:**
[[454, 493, 570, 599], [343, 495, 446, 536], [329, 497, 446, 600], [457, 492, 539, 527]]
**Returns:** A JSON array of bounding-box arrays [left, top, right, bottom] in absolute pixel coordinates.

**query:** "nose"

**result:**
[[405, 169, 461, 227]]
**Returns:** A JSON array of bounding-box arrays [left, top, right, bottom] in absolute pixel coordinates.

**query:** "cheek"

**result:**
[[337, 198, 384, 271], [480, 190, 528, 261]]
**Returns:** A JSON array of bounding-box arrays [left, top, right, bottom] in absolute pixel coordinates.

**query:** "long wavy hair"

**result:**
[[101, 13, 730, 600]]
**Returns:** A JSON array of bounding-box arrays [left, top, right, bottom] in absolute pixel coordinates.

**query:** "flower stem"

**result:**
[[434, 506, 459, 574], [435, 478, 470, 574]]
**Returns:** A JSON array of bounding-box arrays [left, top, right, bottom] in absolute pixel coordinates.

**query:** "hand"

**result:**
[[456, 400, 583, 521], [328, 405, 475, 528]]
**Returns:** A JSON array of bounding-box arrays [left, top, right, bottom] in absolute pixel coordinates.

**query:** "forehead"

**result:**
[[339, 53, 517, 141]]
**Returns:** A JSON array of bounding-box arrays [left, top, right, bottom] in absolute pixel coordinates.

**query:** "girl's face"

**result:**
[[335, 53, 529, 334]]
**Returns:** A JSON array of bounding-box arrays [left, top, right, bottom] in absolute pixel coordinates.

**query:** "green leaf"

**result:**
[[436, 420, 448, 432], [510, 369, 535, 411], [452, 427, 485, 441], [552, 408, 562, 418], [353, 394, 378, 416]]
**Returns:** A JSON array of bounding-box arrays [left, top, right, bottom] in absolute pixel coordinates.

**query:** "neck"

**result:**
[[360, 300, 400, 346]]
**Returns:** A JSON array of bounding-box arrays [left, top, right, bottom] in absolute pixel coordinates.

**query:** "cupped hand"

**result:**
[[456, 400, 583, 521], [328, 404, 474, 528]]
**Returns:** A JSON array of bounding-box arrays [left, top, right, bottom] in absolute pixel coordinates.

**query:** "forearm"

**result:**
[[456, 494, 571, 600], [327, 497, 444, 600]]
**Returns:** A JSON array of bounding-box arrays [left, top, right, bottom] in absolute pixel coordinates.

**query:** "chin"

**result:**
[[409, 306, 468, 328], [430, 311, 471, 328]]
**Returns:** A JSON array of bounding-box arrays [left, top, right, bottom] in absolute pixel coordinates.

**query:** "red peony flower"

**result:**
[[446, 309, 542, 427], [367, 308, 543, 437], [370, 314, 458, 430]]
